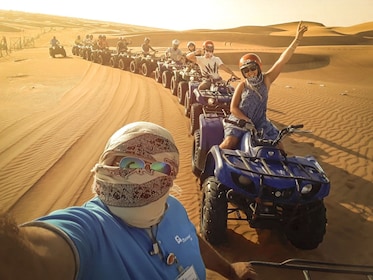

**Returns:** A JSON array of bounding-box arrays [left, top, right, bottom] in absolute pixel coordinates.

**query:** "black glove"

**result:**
[[238, 119, 246, 128]]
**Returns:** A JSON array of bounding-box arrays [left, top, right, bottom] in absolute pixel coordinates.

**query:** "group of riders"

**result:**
[[72, 34, 202, 65]]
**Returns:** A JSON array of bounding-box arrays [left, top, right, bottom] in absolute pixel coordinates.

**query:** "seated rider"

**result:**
[[117, 37, 130, 53], [50, 36, 60, 47], [98, 35, 109, 50], [186, 40, 238, 90], [165, 39, 183, 64], [74, 35, 82, 46], [141, 37, 156, 56], [219, 21, 308, 153]]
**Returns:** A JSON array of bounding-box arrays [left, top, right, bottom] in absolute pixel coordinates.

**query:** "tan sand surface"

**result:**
[[1, 11, 373, 279]]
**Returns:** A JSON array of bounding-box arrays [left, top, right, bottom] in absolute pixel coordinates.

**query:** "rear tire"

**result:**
[[192, 129, 202, 177], [170, 75, 179, 95], [118, 58, 127, 70], [141, 63, 151, 77], [97, 54, 104, 65], [200, 176, 228, 245], [154, 68, 162, 83], [162, 70, 172, 88], [190, 103, 203, 135], [177, 81, 188, 105], [129, 60, 138, 73], [109, 57, 117, 68]]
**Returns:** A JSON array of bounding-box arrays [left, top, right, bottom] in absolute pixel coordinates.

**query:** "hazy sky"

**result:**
[[1, 0, 372, 30]]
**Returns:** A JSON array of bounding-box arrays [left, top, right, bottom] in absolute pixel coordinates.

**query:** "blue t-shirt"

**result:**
[[34, 196, 206, 280]]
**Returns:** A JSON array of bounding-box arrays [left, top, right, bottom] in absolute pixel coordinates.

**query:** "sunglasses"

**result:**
[[119, 157, 172, 176], [243, 64, 258, 73]]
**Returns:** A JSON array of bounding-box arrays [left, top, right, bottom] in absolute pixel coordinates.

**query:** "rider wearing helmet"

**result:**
[[186, 40, 239, 90], [187, 41, 196, 52], [220, 21, 308, 152], [165, 39, 183, 63], [141, 37, 156, 56]]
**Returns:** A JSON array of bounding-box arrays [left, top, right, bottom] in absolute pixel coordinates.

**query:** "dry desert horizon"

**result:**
[[1, 10, 373, 279]]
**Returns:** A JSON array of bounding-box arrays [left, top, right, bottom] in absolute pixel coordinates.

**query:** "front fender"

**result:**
[[200, 145, 224, 183]]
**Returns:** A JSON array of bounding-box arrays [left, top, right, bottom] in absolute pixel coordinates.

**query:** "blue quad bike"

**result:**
[[188, 77, 238, 135], [192, 117, 331, 250], [176, 66, 202, 105]]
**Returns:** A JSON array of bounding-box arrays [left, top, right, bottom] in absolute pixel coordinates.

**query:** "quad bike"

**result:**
[[193, 118, 331, 250], [49, 44, 66, 58], [109, 49, 132, 69], [171, 63, 202, 97], [189, 76, 238, 135], [90, 48, 114, 65], [176, 66, 203, 105], [80, 45, 94, 60], [139, 52, 162, 77], [71, 44, 83, 56], [154, 58, 183, 88], [127, 51, 160, 76]]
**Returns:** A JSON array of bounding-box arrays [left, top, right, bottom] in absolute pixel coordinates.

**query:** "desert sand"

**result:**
[[0, 11, 372, 279]]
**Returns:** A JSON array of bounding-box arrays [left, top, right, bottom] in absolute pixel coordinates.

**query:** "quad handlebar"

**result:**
[[224, 118, 305, 147]]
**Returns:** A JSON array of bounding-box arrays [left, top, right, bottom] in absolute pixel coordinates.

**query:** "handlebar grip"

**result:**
[[291, 124, 304, 129]]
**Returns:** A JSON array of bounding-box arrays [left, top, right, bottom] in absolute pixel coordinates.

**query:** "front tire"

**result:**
[[200, 177, 228, 245], [284, 201, 327, 250]]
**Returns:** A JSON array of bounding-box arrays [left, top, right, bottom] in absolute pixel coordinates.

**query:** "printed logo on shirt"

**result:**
[[175, 234, 192, 244]]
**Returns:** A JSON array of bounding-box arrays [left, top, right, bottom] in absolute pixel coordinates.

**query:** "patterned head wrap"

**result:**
[[91, 122, 179, 208]]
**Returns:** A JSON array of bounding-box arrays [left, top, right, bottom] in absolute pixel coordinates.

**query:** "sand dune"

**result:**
[[1, 11, 373, 279]]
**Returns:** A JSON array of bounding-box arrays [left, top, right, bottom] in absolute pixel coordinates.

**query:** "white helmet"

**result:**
[[172, 39, 180, 46]]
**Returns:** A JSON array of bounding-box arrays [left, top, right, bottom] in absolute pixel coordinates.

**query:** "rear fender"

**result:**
[[200, 115, 224, 152]]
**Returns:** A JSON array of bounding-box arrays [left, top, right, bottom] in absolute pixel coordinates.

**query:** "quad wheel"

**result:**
[[109, 57, 117, 68], [192, 129, 203, 177], [170, 76, 179, 95], [141, 62, 151, 77], [118, 58, 127, 70], [154, 68, 162, 83], [284, 201, 327, 250], [190, 103, 203, 135], [177, 81, 188, 105], [162, 70, 172, 88], [129, 60, 138, 73], [200, 176, 228, 245]]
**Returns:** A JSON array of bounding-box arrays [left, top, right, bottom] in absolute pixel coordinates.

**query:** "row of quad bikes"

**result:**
[[71, 44, 373, 278]]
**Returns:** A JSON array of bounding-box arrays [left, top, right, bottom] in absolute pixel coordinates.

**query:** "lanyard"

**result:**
[[146, 225, 184, 274]]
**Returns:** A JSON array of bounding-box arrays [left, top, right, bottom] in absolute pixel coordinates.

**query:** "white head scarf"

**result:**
[[91, 122, 179, 228]]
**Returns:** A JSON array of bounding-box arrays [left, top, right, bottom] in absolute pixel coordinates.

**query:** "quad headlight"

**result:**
[[207, 97, 217, 105]]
